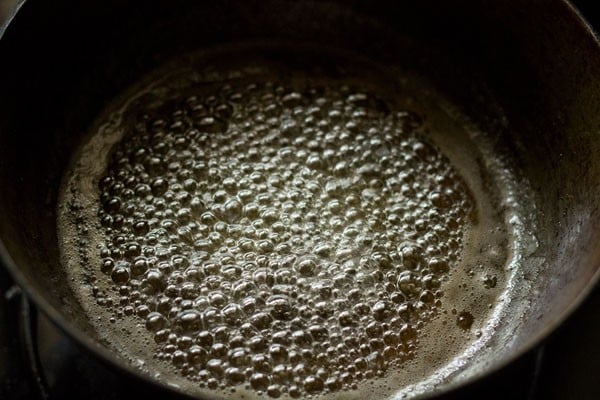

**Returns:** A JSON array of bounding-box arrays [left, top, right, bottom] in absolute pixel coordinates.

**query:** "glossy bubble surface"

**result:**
[[58, 46, 539, 400]]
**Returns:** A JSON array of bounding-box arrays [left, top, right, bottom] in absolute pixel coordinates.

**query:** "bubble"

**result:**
[[294, 258, 317, 277], [206, 358, 224, 377], [222, 303, 244, 325], [196, 116, 228, 133], [266, 384, 282, 398], [151, 178, 168, 196], [146, 312, 168, 332], [267, 295, 295, 320], [178, 309, 202, 332], [250, 372, 270, 391], [304, 375, 325, 393], [225, 367, 245, 384], [110, 261, 130, 284], [428, 258, 449, 273]]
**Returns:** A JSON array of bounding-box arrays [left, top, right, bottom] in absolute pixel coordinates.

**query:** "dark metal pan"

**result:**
[[1, 1, 599, 398]]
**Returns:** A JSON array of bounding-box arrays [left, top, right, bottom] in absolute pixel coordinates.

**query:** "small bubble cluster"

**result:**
[[93, 78, 473, 397]]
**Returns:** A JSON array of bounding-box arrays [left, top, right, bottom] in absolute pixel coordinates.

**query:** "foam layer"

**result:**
[[57, 44, 537, 399]]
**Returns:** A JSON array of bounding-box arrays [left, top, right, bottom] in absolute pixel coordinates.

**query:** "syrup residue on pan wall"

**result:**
[[57, 44, 540, 399]]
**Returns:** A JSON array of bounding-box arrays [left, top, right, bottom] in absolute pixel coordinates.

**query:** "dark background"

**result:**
[[573, 1, 599, 28]]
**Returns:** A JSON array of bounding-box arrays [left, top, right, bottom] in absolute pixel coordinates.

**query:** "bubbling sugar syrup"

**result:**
[[57, 43, 540, 399]]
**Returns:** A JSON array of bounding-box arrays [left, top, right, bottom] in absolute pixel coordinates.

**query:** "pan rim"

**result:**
[[1, 0, 599, 398]]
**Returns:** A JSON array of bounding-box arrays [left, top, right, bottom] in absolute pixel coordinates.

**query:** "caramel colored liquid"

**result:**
[[57, 44, 537, 399]]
